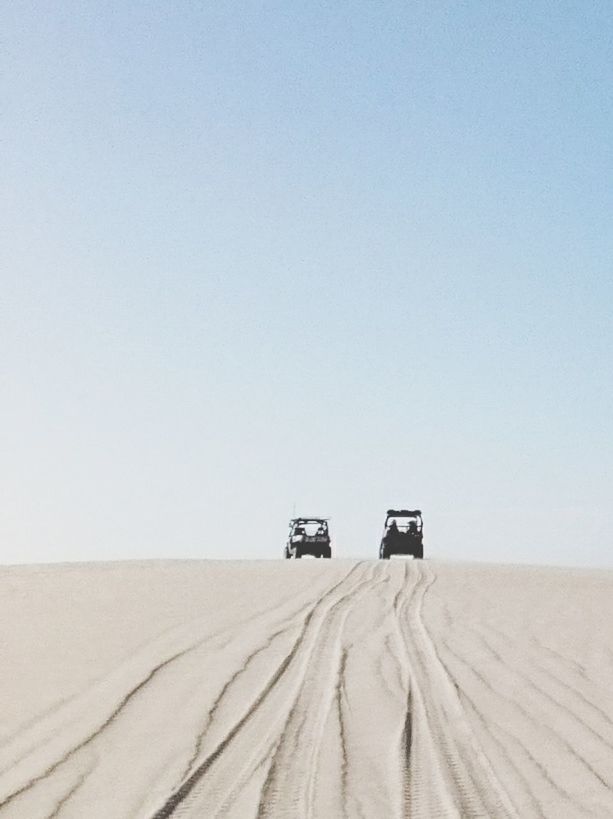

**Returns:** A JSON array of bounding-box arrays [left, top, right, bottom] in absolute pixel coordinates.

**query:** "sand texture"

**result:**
[[0, 559, 612, 818]]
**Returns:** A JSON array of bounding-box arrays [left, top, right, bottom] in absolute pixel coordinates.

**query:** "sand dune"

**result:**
[[0, 559, 612, 818]]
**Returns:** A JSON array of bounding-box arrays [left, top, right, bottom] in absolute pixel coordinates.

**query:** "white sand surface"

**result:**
[[0, 559, 612, 818]]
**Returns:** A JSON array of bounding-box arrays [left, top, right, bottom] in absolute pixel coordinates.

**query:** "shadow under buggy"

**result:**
[[285, 518, 331, 559]]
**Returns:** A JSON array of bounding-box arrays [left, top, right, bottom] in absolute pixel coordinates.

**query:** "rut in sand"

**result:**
[[1, 559, 612, 817]]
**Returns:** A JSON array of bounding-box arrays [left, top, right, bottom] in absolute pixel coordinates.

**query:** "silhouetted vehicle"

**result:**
[[379, 510, 423, 559], [285, 518, 331, 559]]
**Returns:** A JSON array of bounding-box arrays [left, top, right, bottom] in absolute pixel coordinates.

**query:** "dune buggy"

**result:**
[[379, 509, 423, 559], [285, 518, 331, 559]]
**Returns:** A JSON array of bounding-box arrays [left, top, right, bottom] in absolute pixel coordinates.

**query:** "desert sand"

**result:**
[[0, 559, 612, 818]]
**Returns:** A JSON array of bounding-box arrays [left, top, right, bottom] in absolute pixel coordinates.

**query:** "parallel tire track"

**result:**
[[2, 560, 612, 818]]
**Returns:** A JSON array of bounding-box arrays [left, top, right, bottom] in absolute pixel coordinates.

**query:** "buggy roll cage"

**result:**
[[384, 510, 423, 530]]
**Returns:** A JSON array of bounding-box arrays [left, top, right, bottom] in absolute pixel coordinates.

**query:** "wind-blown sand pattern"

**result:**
[[0, 560, 612, 818]]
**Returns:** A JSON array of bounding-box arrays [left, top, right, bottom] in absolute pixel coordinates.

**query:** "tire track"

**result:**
[[246, 565, 386, 819], [44, 755, 96, 819], [151, 563, 371, 817], [0, 567, 347, 816], [0, 644, 200, 811], [2, 559, 612, 818], [175, 602, 316, 787], [0, 574, 332, 765], [393, 562, 518, 818], [439, 636, 570, 816]]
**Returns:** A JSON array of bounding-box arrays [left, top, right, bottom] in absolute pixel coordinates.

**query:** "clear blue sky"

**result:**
[[3, 1, 612, 565]]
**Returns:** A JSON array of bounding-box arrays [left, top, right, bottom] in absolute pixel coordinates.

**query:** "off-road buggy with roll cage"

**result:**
[[379, 509, 423, 559], [284, 518, 332, 559]]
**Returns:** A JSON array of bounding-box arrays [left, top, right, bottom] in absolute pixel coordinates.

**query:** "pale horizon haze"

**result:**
[[3, 1, 613, 566]]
